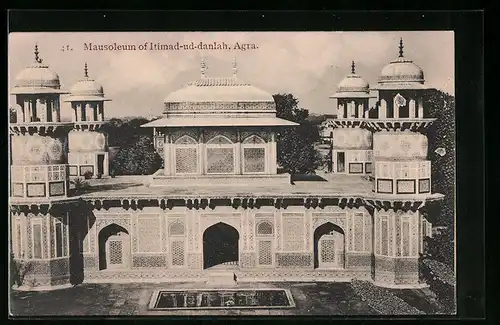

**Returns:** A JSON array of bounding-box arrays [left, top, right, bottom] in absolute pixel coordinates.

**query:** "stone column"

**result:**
[[417, 97, 424, 118], [409, 99, 416, 118], [379, 99, 387, 118]]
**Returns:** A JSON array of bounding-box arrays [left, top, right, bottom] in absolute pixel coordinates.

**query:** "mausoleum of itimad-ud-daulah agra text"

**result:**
[[9, 39, 443, 291]]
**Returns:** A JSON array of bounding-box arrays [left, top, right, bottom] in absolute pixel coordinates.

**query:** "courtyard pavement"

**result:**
[[9, 281, 442, 317]]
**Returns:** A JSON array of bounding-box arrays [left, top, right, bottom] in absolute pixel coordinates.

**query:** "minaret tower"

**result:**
[[328, 61, 376, 175], [64, 62, 111, 179], [9, 44, 74, 289], [367, 38, 442, 287]]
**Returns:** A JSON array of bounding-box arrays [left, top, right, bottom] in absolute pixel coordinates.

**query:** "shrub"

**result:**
[[71, 177, 90, 194], [83, 170, 93, 180], [351, 279, 425, 315], [111, 135, 162, 175], [422, 259, 456, 314]]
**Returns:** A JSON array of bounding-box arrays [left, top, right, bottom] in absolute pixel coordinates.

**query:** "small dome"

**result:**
[[64, 62, 110, 102], [377, 38, 425, 85], [331, 61, 373, 99], [338, 74, 369, 93], [70, 79, 104, 97], [14, 62, 61, 89], [379, 57, 425, 84], [11, 45, 68, 95]]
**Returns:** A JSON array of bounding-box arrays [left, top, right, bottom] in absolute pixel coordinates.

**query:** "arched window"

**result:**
[[169, 221, 185, 236], [242, 134, 266, 174], [206, 135, 235, 174], [174, 135, 198, 174], [256, 221, 274, 236]]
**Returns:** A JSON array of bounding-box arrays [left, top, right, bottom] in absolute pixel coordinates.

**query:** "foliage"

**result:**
[[11, 253, 34, 288], [83, 170, 93, 180], [273, 93, 321, 175], [100, 117, 151, 148], [424, 89, 455, 266], [423, 227, 454, 267], [351, 279, 425, 315], [421, 259, 456, 314], [70, 177, 90, 194], [111, 135, 162, 175]]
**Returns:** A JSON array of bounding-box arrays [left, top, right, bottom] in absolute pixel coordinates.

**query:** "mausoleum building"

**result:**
[[9, 41, 441, 291]]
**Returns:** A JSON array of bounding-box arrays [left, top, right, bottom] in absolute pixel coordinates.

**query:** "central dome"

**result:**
[[164, 77, 275, 104], [163, 59, 276, 115]]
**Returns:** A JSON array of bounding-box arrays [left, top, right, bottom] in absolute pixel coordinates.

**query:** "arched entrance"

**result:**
[[98, 224, 130, 270], [314, 222, 345, 269], [203, 222, 239, 269]]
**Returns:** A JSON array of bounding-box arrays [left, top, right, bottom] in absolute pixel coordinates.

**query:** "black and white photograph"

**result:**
[[8, 29, 458, 316]]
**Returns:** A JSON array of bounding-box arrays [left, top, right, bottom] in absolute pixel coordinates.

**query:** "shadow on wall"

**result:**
[[69, 204, 96, 286], [291, 174, 328, 182]]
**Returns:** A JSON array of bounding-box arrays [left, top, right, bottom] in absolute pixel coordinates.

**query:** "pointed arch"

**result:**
[[313, 221, 345, 269], [202, 222, 240, 269], [169, 221, 186, 236], [175, 135, 197, 145], [242, 134, 265, 144], [98, 223, 130, 270], [206, 134, 233, 145], [256, 220, 274, 236]]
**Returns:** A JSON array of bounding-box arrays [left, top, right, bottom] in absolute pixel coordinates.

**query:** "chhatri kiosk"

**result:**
[[9, 43, 441, 291]]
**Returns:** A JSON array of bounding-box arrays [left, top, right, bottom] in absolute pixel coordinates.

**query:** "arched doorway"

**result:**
[[314, 222, 345, 269], [98, 224, 130, 270], [203, 222, 239, 269]]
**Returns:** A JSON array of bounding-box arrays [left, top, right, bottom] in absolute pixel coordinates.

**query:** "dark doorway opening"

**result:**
[[337, 152, 345, 173], [203, 222, 239, 269], [97, 154, 105, 176]]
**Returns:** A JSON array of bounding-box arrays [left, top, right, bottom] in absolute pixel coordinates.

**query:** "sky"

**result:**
[[8, 31, 454, 120]]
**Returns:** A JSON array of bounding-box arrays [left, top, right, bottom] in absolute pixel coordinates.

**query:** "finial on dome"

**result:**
[[84, 62, 89, 78], [399, 37, 404, 58], [351, 61, 356, 74], [200, 57, 207, 78], [34, 43, 43, 63], [232, 57, 238, 78]]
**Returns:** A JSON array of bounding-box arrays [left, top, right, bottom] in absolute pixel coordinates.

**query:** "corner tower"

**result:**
[[328, 61, 375, 175], [367, 38, 442, 288], [64, 62, 111, 179], [9, 45, 74, 289]]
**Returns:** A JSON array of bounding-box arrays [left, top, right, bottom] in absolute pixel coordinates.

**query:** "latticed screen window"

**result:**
[[171, 240, 185, 266], [282, 216, 305, 251], [175, 136, 198, 174], [206, 148, 235, 174], [137, 217, 161, 253], [109, 241, 123, 264], [48, 165, 65, 181], [381, 217, 389, 256], [243, 147, 266, 173], [32, 222, 43, 259], [206, 135, 235, 174], [256, 221, 273, 236], [13, 218, 23, 258], [401, 218, 410, 256], [258, 240, 273, 265], [320, 239, 336, 263], [175, 148, 198, 174], [353, 213, 364, 251]]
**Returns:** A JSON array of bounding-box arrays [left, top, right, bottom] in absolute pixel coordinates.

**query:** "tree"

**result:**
[[424, 89, 455, 267], [110, 135, 162, 175], [100, 117, 151, 148], [273, 93, 321, 175]]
